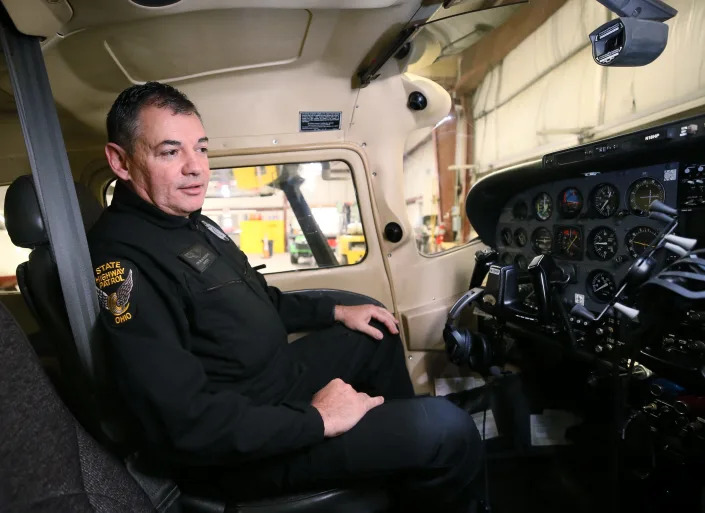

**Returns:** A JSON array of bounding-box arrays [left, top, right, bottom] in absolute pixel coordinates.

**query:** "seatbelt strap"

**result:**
[[0, 13, 99, 381]]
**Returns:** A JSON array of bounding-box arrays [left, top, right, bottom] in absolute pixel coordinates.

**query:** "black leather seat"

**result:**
[[3, 175, 392, 513]]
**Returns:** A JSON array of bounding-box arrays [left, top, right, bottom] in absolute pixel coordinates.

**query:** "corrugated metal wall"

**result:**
[[472, 0, 705, 172]]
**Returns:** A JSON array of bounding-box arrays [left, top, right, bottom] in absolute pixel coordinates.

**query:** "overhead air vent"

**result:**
[[130, 0, 182, 7]]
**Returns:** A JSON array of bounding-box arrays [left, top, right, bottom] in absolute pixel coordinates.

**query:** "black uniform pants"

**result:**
[[218, 324, 484, 513]]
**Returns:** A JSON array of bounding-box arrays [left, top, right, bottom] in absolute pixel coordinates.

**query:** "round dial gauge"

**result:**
[[531, 227, 553, 255], [533, 193, 553, 221], [554, 226, 583, 260], [514, 254, 528, 271], [501, 228, 513, 246], [625, 226, 658, 258], [628, 178, 665, 216], [501, 252, 514, 266], [558, 187, 583, 218], [512, 201, 528, 220], [589, 227, 618, 261], [588, 270, 616, 303], [591, 183, 619, 218], [514, 228, 528, 248]]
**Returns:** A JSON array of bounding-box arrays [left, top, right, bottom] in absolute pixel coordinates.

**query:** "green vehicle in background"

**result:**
[[288, 234, 313, 264], [288, 233, 338, 264]]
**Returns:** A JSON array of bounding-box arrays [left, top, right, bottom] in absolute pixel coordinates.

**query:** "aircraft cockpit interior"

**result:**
[[2, 0, 705, 512]]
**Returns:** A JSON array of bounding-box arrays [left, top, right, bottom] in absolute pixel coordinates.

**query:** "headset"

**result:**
[[443, 287, 493, 371]]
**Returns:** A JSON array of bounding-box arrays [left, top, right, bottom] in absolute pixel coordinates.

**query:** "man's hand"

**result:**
[[311, 379, 384, 437], [334, 304, 399, 340]]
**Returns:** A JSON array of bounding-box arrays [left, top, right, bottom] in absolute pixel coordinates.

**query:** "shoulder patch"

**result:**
[[94, 260, 136, 326]]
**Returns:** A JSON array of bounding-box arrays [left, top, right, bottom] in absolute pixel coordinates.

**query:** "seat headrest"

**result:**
[[75, 183, 104, 232], [4, 175, 105, 249], [4, 175, 46, 249]]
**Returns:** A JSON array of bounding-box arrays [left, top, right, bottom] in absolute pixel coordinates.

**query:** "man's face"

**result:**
[[122, 105, 210, 217]]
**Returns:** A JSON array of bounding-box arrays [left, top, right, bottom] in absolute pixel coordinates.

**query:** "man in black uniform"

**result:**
[[89, 82, 483, 512]]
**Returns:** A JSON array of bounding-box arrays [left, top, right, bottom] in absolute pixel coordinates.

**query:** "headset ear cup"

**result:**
[[456, 328, 473, 366], [466, 331, 492, 371]]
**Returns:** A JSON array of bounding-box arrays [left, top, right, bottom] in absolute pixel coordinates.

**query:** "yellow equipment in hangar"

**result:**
[[337, 222, 366, 265], [233, 165, 278, 190]]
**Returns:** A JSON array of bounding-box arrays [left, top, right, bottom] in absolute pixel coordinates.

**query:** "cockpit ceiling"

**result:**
[[101, 9, 312, 84], [2, 0, 405, 38]]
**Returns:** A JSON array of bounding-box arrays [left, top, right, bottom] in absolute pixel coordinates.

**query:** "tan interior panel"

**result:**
[[401, 292, 463, 351], [104, 9, 312, 84]]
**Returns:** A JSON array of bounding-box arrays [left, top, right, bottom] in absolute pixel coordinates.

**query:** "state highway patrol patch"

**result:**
[[94, 260, 135, 325]]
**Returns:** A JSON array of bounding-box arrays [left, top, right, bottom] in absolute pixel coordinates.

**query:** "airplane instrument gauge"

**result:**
[[625, 226, 658, 258], [591, 183, 619, 218], [531, 227, 553, 255], [558, 187, 583, 218], [533, 193, 553, 221], [628, 178, 665, 216], [501, 228, 513, 246], [589, 227, 618, 261], [554, 226, 583, 260], [587, 270, 616, 303], [514, 254, 528, 271], [514, 228, 528, 247]]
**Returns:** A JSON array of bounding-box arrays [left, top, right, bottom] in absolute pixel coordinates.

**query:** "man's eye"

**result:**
[[198, 147, 209, 154], [162, 149, 178, 157]]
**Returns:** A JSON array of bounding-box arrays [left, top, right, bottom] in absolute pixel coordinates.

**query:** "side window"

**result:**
[[104, 161, 366, 274], [404, 105, 476, 256], [0, 185, 30, 291]]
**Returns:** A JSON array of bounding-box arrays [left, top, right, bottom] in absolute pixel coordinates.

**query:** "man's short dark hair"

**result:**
[[106, 82, 200, 154]]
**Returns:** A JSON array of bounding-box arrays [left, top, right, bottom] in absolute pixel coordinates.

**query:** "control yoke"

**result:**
[[478, 253, 569, 329]]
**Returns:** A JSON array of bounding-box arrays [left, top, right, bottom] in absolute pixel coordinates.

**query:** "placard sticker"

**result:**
[[664, 168, 677, 181], [472, 410, 499, 440], [300, 111, 342, 132], [434, 376, 486, 396], [574, 293, 585, 306]]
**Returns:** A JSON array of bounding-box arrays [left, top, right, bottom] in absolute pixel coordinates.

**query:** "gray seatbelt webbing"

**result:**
[[0, 16, 99, 381]]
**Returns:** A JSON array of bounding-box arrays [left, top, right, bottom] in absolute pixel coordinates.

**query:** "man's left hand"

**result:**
[[334, 304, 399, 340]]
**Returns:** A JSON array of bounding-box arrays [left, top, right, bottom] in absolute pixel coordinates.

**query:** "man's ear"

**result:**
[[105, 142, 131, 181]]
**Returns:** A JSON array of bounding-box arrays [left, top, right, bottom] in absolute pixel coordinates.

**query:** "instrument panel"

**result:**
[[495, 162, 679, 313]]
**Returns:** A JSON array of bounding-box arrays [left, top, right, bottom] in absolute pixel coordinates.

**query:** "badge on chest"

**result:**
[[179, 243, 217, 273]]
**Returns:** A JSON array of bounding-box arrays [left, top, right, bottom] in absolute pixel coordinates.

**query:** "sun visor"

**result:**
[[102, 9, 311, 84]]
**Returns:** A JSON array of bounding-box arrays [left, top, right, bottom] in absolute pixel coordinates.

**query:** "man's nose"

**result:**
[[182, 149, 204, 175]]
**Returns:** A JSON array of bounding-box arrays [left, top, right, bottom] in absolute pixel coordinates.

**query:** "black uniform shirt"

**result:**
[[88, 181, 335, 465]]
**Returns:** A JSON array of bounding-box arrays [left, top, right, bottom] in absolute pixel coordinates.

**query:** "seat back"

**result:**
[[4, 175, 105, 430], [0, 300, 156, 512]]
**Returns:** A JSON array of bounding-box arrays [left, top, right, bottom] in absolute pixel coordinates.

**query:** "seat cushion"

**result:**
[[0, 301, 155, 513]]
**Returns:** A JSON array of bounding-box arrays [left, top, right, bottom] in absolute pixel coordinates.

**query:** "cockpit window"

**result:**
[[404, 103, 476, 256], [105, 160, 365, 273]]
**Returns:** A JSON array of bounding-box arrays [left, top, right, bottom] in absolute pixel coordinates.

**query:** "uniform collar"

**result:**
[[110, 180, 202, 229]]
